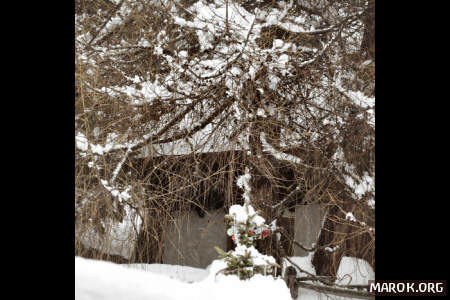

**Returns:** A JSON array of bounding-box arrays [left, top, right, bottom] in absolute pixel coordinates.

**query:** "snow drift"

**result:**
[[75, 256, 292, 300]]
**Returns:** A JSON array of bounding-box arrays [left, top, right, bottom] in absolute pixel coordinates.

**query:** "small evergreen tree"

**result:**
[[215, 169, 279, 280]]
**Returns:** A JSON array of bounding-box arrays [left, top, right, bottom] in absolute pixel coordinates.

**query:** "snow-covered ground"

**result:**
[[76, 257, 291, 300], [76, 255, 374, 300], [122, 263, 209, 283]]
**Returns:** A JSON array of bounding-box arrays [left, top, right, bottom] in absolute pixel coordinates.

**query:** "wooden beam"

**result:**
[[296, 281, 374, 300]]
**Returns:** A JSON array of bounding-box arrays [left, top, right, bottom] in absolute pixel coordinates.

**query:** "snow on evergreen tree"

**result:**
[[215, 168, 279, 280]]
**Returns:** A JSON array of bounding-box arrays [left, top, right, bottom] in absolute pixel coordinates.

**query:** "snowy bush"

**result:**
[[215, 171, 279, 280], [215, 202, 280, 280]]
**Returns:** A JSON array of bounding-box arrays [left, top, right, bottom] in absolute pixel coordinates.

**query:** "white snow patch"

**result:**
[[236, 173, 251, 192], [367, 198, 375, 210], [282, 252, 316, 277], [345, 172, 374, 200], [76, 132, 89, 151], [335, 257, 375, 286], [228, 204, 264, 226], [345, 212, 357, 222], [124, 263, 209, 283], [234, 245, 277, 266]]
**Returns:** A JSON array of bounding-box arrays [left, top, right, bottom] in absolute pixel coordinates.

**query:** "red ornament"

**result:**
[[231, 235, 235, 240], [248, 230, 254, 236], [262, 230, 270, 238]]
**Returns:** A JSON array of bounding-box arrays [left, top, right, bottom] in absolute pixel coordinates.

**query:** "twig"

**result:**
[[87, 0, 124, 47], [111, 144, 133, 183], [188, 18, 255, 80]]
